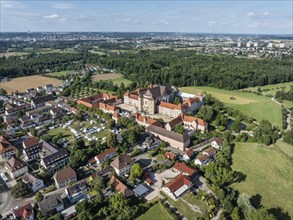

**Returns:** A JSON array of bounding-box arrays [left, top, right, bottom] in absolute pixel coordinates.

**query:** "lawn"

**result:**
[[273, 139, 293, 158], [240, 82, 293, 95], [179, 86, 282, 128], [181, 192, 209, 215], [110, 77, 132, 87], [136, 203, 173, 220], [160, 192, 202, 220], [45, 71, 72, 77], [231, 142, 293, 219], [47, 127, 74, 141]]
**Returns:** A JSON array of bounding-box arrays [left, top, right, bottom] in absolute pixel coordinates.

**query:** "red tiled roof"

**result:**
[[196, 154, 209, 162], [173, 162, 196, 176], [95, 147, 116, 161], [88, 157, 96, 164], [0, 136, 17, 154], [159, 102, 182, 110], [13, 203, 33, 219], [5, 157, 27, 172], [164, 152, 176, 160], [53, 167, 76, 184], [184, 148, 194, 158], [203, 147, 217, 155], [135, 113, 161, 127], [164, 174, 191, 192], [23, 136, 39, 149]]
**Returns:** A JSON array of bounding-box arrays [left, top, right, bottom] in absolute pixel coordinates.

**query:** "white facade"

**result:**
[[7, 166, 28, 179], [113, 164, 132, 177]]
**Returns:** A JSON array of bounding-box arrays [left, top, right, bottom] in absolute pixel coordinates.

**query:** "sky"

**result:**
[[1, 0, 292, 34]]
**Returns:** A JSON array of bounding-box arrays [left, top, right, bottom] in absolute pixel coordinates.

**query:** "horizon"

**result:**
[[1, 0, 292, 34]]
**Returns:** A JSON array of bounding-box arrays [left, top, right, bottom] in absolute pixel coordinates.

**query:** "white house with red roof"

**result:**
[[172, 161, 197, 180], [13, 203, 34, 220], [211, 137, 223, 149], [94, 147, 117, 164], [183, 148, 194, 161], [162, 174, 192, 200]]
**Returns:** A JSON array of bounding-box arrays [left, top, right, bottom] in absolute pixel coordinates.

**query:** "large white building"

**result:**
[[5, 157, 28, 179], [111, 154, 134, 176]]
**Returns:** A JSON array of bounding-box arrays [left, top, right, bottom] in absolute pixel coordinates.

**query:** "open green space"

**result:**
[[110, 77, 132, 87], [47, 126, 74, 141], [180, 86, 282, 128], [160, 192, 202, 220], [136, 203, 173, 220], [181, 192, 209, 215], [240, 82, 293, 95], [273, 139, 293, 158], [45, 70, 72, 77], [231, 142, 293, 218]]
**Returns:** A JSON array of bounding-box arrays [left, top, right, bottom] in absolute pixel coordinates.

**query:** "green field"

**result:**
[[241, 82, 293, 95], [160, 192, 203, 219], [47, 126, 74, 141], [180, 86, 282, 128], [110, 77, 132, 87], [231, 142, 293, 218], [136, 203, 173, 220], [45, 71, 72, 77], [273, 139, 293, 158]]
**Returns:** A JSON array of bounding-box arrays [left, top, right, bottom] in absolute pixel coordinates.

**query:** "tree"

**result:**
[[90, 176, 105, 191], [11, 181, 31, 198], [174, 124, 184, 134], [231, 121, 241, 133], [76, 200, 93, 220], [35, 192, 43, 202], [0, 88, 7, 96], [197, 105, 213, 122], [237, 193, 254, 217], [129, 163, 143, 183], [172, 96, 180, 105], [106, 132, 117, 147]]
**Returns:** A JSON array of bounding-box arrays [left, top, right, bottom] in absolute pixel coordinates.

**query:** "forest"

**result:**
[[1, 49, 292, 90]]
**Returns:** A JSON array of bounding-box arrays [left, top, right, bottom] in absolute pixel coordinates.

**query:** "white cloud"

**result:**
[[50, 3, 74, 9], [247, 11, 269, 17], [263, 12, 269, 16], [208, 21, 216, 26], [247, 12, 254, 16], [1, 1, 21, 8], [43, 14, 61, 20]]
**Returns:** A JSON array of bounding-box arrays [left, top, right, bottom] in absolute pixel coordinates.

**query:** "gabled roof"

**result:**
[[22, 172, 40, 184], [184, 148, 194, 158], [42, 148, 69, 167], [5, 157, 27, 172], [164, 151, 176, 160], [213, 137, 223, 145], [95, 147, 116, 161], [203, 147, 217, 155], [146, 125, 190, 143], [23, 136, 39, 149], [110, 176, 134, 197], [173, 162, 197, 176], [144, 85, 173, 99], [13, 203, 33, 219], [164, 174, 191, 193], [31, 94, 55, 105], [111, 154, 133, 170], [38, 193, 64, 216], [195, 154, 209, 162], [53, 167, 76, 184], [0, 136, 17, 154]]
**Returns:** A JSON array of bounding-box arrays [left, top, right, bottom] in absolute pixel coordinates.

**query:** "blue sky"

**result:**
[[1, 0, 292, 34]]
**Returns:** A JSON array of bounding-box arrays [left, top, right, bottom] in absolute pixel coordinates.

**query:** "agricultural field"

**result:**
[[136, 203, 173, 220], [231, 142, 293, 219], [179, 86, 282, 128], [0, 75, 62, 94], [273, 139, 293, 158]]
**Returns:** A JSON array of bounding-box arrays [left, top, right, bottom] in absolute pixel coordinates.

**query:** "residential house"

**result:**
[[211, 137, 223, 149], [31, 94, 55, 109], [112, 112, 120, 122], [44, 84, 53, 93], [183, 148, 194, 161], [0, 136, 18, 160], [65, 180, 90, 203], [162, 174, 192, 200], [194, 154, 210, 166], [111, 154, 134, 176], [110, 176, 134, 198], [22, 172, 44, 193], [146, 125, 190, 151], [5, 157, 28, 179], [38, 193, 65, 216], [94, 147, 117, 164], [172, 162, 197, 180], [53, 167, 77, 189], [164, 151, 176, 160], [90, 166, 113, 180], [203, 147, 217, 157], [13, 203, 34, 220], [37, 86, 43, 93]]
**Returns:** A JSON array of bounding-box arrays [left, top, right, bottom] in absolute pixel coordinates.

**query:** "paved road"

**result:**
[[1, 186, 65, 217]]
